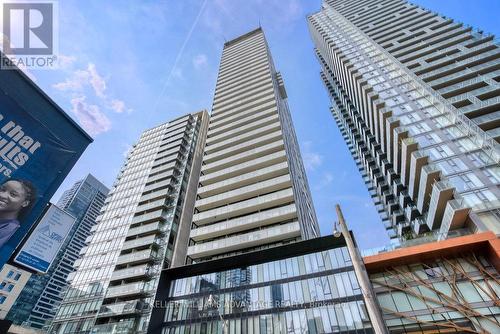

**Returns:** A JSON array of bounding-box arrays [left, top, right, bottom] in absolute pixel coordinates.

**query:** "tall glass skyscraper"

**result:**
[[6, 174, 108, 330], [186, 28, 320, 263], [50, 111, 209, 333], [308, 0, 500, 242]]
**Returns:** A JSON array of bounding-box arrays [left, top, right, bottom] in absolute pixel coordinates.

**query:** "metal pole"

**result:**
[[335, 204, 388, 334]]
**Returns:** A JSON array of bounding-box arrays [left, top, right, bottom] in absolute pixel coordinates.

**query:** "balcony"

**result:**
[[203, 131, 283, 164], [66, 271, 76, 282], [206, 114, 279, 146], [208, 106, 277, 138], [187, 221, 301, 259], [417, 164, 441, 214], [408, 150, 429, 200], [121, 235, 158, 251], [200, 151, 287, 186], [98, 299, 151, 318], [439, 198, 471, 236], [105, 282, 155, 299], [398, 191, 411, 209], [197, 162, 289, 198], [195, 175, 292, 211], [404, 205, 419, 221], [412, 217, 428, 235], [192, 188, 295, 226], [139, 188, 172, 202], [387, 200, 400, 215], [212, 91, 275, 123], [142, 178, 173, 194], [151, 160, 178, 174], [116, 249, 161, 266], [205, 122, 282, 155], [392, 210, 405, 227], [145, 169, 175, 185], [110, 264, 158, 281], [127, 221, 168, 238], [426, 180, 455, 230], [91, 319, 136, 333], [190, 204, 297, 242], [201, 141, 285, 174], [209, 100, 276, 130], [393, 127, 408, 173], [135, 199, 169, 214], [131, 210, 169, 225], [400, 138, 418, 186]]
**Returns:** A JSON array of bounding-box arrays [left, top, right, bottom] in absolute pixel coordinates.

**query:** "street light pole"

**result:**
[[335, 204, 388, 334]]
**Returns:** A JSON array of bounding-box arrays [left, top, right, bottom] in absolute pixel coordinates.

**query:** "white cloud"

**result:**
[[53, 63, 106, 97], [70, 96, 111, 136], [302, 141, 323, 171], [109, 99, 126, 113], [57, 54, 77, 69], [53, 62, 131, 115], [193, 54, 208, 69], [87, 63, 107, 98], [303, 152, 323, 171], [52, 69, 89, 91]]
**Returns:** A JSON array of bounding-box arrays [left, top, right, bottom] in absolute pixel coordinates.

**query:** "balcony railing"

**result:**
[[98, 300, 151, 318], [105, 282, 155, 299], [91, 319, 136, 333]]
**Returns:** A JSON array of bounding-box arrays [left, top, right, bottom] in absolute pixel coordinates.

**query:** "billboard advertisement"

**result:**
[[0, 65, 92, 268], [14, 204, 75, 273]]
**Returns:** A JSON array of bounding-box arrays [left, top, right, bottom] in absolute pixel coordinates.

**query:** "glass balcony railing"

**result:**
[[105, 281, 155, 299], [361, 227, 472, 257], [91, 319, 136, 334], [116, 249, 159, 265], [98, 299, 151, 318]]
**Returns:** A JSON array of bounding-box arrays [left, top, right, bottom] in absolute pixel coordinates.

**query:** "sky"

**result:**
[[11, 0, 500, 250]]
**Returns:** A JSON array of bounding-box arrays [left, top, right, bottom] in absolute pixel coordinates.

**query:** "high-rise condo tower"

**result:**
[[186, 28, 320, 263], [50, 111, 209, 333], [308, 0, 500, 241]]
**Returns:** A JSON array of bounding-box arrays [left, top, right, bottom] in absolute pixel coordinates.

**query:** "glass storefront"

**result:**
[[153, 239, 374, 334]]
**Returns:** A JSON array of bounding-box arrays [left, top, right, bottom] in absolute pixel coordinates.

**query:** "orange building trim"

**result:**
[[363, 232, 500, 273]]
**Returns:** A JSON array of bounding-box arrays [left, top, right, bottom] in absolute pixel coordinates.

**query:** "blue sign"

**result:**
[[0, 64, 92, 267], [14, 204, 75, 272]]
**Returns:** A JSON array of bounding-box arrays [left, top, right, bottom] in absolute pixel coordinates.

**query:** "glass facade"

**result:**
[[152, 238, 373, 334], [308, 0, 500, 243], [50, 111, 209, 334], [370, 254, 500, 333]]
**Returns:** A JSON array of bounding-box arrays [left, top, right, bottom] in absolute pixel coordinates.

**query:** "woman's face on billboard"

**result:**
[[0, 180, 30, 216]]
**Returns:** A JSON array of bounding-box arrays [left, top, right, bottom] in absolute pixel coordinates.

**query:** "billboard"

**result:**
[[0, 63, 92, 267], [14, 204, 75, 273]]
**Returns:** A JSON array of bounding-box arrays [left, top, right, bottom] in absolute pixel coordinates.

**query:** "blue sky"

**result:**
[[19, 0, 499, 250]]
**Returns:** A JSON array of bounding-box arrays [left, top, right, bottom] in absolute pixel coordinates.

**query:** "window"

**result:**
[[0, 296, 6, 304], [14, 273, 21, 281], [6, 271, 14, 279]]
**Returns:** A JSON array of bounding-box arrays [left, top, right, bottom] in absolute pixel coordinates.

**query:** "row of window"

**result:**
[[163, 301, 371, 334], [167, 271, 361, 322], [172, 248, 353, 297]]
